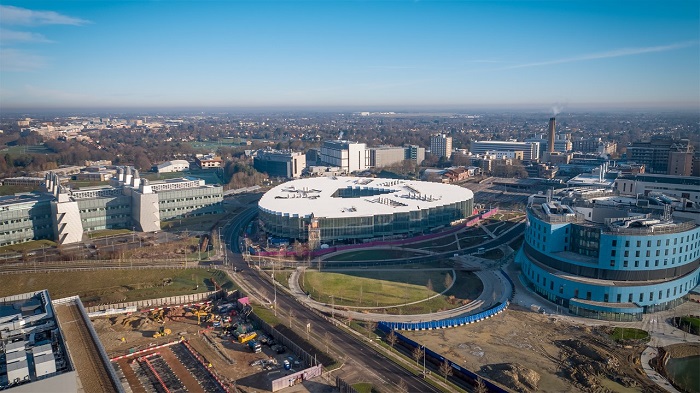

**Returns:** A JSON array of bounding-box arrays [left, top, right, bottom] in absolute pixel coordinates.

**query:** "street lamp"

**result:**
[[422, 345, 426, 378]]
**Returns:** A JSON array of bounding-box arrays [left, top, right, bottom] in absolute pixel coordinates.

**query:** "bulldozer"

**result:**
[[153, 326, 172, 338]]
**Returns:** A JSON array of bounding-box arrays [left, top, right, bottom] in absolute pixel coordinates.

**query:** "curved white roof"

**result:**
[[259, 177, 474, 218]]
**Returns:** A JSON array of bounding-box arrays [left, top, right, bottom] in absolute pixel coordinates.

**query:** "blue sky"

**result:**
[[0, 1, 698, 111]]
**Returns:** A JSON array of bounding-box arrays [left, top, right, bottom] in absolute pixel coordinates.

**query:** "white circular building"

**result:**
[[258, 177, 474, 246]]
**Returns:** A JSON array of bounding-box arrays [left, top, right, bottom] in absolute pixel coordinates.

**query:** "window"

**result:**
[[625, 240, 630, 247], [611, 250, 617, 257], [574, 289, 579, 298], [639, 293, 644, 302], [647, 240, 651, 247], [657, 240, 661, 247], [649, 292, 654, 301], [586, 292, 592, 300], [623, 260, 628, 267], [628, 294, 633, 302], [612, 240, 617, 247], [624, 250, 629, 257], [637, 241, 641, 247], [604, 294, 609, 302], [617, 294, 621, 303], [610, 260, 615, 267]]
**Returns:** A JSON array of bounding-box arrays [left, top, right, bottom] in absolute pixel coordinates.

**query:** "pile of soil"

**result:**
[[479, 363, 540, 393]]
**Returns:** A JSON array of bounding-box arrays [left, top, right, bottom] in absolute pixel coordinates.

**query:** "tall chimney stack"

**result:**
[[548, 117, 556, 153]]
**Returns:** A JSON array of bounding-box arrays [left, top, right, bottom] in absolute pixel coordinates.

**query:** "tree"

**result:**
[[387, 330, 397, 352], [475, 376, 488, 393], [439, 359, 453, 383], [366, 321, 377, 339], [444, 272, 453, 288], [426, 278, 434, 292], [412, 346, 424, 366]]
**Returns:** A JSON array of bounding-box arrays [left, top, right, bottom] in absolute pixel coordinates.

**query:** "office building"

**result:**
[[430, 134, 453, 159], [319, 140, 369, 173], [253, 149, 306, 179], [627, 137, 693, 174], [470, 140, 540, 161], [518, 191, 700, 321], [0, 167, 222, 246]]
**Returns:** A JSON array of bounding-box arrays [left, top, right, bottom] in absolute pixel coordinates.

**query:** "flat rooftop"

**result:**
[[259, 176, 473, 219]]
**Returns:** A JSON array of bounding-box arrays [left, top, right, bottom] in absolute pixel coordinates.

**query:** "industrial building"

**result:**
[[253, 149, 306, 179], [0, 166, 223, 246], [429, 134, 453, 159], [258, 177, 474, 248], [155, 160, 190, 173], [517, 189, 700, 321]]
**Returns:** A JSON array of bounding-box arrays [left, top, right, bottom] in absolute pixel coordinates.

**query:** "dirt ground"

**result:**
[[403, 305, 664, 393], [92, 310, 335, 393]]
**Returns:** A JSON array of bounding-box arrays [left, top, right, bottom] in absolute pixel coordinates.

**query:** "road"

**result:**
[[221, 207, 440, 393]]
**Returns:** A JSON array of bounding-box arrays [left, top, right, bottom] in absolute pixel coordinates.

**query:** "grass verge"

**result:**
[[611, 327, 649, 342], [0, 268, 234, 306]]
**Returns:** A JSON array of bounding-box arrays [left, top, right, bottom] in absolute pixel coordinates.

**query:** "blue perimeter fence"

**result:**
[[376, 270, 517, 392], [377, 316, 510, 393]]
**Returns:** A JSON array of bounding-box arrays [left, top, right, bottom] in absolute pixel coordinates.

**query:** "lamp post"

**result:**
[[422, 345, 426, 378]]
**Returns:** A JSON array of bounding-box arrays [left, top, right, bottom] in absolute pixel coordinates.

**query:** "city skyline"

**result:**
[[1, 1, 698, 111]]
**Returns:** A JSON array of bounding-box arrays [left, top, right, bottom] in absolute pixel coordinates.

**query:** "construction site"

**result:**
[[93, 296, 329, 393]]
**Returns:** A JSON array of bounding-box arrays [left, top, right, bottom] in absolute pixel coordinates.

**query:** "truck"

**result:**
[[238, 331, 257, 343], [248, 339, 262, 353]]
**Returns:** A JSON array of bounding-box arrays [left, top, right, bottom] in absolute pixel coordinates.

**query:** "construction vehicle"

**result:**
[[193, 310, 209, 325], [248, 339, 262, 353], [153, 326, 172, 338], [238, 332, 257, 343]]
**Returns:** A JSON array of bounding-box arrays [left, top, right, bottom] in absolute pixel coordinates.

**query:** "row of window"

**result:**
[[612, 232, 699, 248], [528, 267, 696, 303]]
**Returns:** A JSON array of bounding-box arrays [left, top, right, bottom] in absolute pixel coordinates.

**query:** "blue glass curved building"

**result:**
[[517, 193, 700, 321]]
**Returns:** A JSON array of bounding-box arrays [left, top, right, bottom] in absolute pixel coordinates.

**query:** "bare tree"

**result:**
[[439, 359, 453, 383], [444, 271, 453, 288], [367, 321, 377, 339], [324, 332, 330, 354], [397, 378, 408, 393], [426, 278, 434, 292], [288, 309, 294, 328], [412, 346, 424, 366], [387, 330, 397, 352], [475, 376, 487, 393]]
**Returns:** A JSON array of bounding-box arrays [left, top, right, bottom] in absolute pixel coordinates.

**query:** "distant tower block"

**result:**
[[548, 117, 556, 153]]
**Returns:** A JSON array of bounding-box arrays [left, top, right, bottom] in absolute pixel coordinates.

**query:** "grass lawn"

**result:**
[[87, 228, 132, 239], [161, 213, 227, 232], [300, 269, 482, 314], [611, 327, 649, 342], [0, 268, 235, 306], [676, 316, 700, 335], [254, 305, 282, 326], [326, 249, 423, 262], [405, 234, 458, 249], [1, 144, 52, 155], [302, 270, 450, 307], [0, 239, 56, 253], [351, 383, 374, 393]]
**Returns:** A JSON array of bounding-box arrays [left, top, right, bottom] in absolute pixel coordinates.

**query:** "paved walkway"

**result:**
[[640, 347, 681, 393], [287, 261, 512, 324]]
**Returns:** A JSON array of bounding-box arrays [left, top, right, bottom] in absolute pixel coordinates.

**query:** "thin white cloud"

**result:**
[[0, 5, 90, 26], [0, 48, 46, 71], [0, 28, 52, 43], [502, 41, 699, 70]]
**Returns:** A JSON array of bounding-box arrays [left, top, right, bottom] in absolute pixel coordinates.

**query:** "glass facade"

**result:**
[[260, 198, 472, 242]]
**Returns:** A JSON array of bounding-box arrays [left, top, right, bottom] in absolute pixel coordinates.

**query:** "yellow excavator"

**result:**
[[153, 326, 172, 338], [194, 310, 208, 325]]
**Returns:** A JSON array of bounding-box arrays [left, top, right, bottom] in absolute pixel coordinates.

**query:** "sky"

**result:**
[[0, 1, 698, 111]]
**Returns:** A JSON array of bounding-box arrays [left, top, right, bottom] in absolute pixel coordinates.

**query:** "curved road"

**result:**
[[221, 207, 440, 393]]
